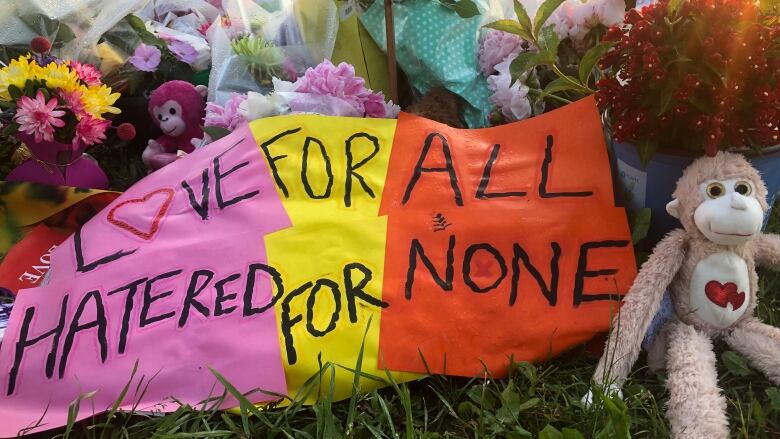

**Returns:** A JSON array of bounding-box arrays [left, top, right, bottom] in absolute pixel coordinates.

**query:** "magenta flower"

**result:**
[[362, 92, 388, 118], [14, 91, 66, 143], [73, 114, 110, 146], [204, 94, 247, 131], [168, 40, 198, 65], [59, 89, 88, 117], [129, 44, 162, 72], [293, 60, 368, 110], [68, 61, 102, 86]]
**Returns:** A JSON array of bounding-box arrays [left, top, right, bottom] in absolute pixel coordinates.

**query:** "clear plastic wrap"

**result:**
[[207, 0, 339, 105]]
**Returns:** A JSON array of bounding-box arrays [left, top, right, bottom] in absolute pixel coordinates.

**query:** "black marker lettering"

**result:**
[[405, 235, 456, 299], [181, 168, 210, 220], [107, 277, 148, 354], [476, 144, 527, 199], [573, 240, 630, 306], [462, 243, 508, 293], [305, 279, 341, 337], [214, 273, 241, 317], [259, 127, 301, 197], [510, 243, 561, 306], [343, 263, 387, 323], [59, 291, 107, 378], [178, 270, 214, 327], [243, 263, 285, 316], [74, 229, 136, 273], [7, 295, 68, 395], [403, 132, 463, 206], [280, 282, 313, 365], [214, 146, 260, 210], [140, 269, 182, 327], [301, 136, 333, 199], [344, 132, 380, 207], [539, 135, 594, 198]]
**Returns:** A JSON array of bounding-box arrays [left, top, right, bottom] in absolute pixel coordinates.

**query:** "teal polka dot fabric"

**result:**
[[361, 0, 492, 128]]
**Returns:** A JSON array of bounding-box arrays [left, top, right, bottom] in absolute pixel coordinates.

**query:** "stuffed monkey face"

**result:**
[[692, 178, 763, 245], [152, 100, 186, 137], [667, 152, 768, 246]]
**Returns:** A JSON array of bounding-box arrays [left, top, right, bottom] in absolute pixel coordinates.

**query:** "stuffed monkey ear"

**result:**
[[666, 199, 681, 218], [195, 85, 208, 98]]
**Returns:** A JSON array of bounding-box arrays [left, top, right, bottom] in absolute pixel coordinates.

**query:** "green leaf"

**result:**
[[533, 0, 566, 38], [562, 429, 586, 439], [203, 126, 231, 141], [722, 351, 752, 377], [509, 52, 545, 80], [536, 25, 561, 64], [450, 0, 480, 18], [657, 85, 675, 116], [484, 20, 533, 42], [578, 42, 616, 85], [630, 208, 651, 244], [539, 424, 564, 439], [513, 0, 534, 41], [544, 77, 578, 95], [8, 85, 22, 101], [125, 14, 164, 46], [637, 138, 659, 168], [766, 387, 780, 410]]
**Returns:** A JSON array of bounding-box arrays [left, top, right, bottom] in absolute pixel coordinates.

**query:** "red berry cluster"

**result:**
[[596, 0, 780, 157]]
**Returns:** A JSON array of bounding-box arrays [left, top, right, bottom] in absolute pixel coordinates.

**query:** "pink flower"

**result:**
[[363, 92, 388, 118], [293, 60, 368, 113], [59, 89, 88, 117], [546, 0, 626, 42], [14, 90, 66, 143], [68, 61, 102, 86], [479, 29, 524, 75], [129, 44, 161, 72], [204, 93, 247, 131], [487, 56, 532, 121], [168, 40, 198, 64], [73, 114, 110, 146]]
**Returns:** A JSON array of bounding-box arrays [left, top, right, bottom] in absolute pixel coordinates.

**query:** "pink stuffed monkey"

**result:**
[[142, 80, 208, 171]]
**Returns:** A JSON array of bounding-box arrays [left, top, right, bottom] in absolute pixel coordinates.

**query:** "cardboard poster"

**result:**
[[0, 126, 289, 436], [377, 98, 637, 376], [0, 97, 636, 436]]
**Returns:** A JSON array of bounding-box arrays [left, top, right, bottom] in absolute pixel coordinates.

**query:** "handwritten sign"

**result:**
[[0, 126, 290, 436], [0, 97, 635, 436]]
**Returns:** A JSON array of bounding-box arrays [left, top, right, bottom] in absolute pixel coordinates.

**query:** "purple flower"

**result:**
[[128, 44, 161, 72], [168, 39, 199, 65], [478, 29, 524, 76]]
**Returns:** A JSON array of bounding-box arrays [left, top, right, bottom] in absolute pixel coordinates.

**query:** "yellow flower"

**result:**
[[0, 56, 35, 100], [36, 62, 80, 93], [81, 84, 121, 117]]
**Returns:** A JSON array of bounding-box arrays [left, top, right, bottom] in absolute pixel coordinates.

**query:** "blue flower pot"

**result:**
[[611, 141, 780, 245]]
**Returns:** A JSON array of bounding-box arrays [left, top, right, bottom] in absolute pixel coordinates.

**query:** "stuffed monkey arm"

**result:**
[[754, 233, 780, 268], [142, 139, 178, 171], [591, 228, 688, 390]]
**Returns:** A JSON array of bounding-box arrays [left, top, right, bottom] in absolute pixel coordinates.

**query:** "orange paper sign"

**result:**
[[377, 97, 637, 376]]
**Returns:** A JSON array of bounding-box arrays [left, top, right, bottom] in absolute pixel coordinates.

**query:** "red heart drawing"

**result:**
[[107, 188, 175, 240], [705, 281, 746, 310]]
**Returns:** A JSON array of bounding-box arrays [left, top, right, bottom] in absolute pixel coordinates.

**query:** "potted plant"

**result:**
[[597, 0, 780, 242], [0, 37, 135, 189]]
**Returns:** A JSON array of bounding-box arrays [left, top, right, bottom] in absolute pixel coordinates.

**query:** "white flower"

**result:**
[[487, 55, 532, 122], [546, 0, 626, 42]]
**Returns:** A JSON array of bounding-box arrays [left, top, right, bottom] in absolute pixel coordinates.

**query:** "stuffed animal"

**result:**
[[586, 151, 780, 438], [142, 80, 208, 171]]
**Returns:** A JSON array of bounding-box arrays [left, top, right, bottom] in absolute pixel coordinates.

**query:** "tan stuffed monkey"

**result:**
[[587, 151, 780, 438]]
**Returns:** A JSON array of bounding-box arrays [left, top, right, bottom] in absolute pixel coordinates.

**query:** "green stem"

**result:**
[[528, 88, 573, 105], [551, 64, 595, 94]]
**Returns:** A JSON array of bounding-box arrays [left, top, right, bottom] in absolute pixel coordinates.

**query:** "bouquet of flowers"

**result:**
[[597, 0, 780, 161], [481, 0, 626, 124], [0, 37, 134, 188]]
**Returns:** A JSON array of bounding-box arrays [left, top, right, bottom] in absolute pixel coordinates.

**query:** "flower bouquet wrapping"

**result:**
[[0, 38, 134, 189]]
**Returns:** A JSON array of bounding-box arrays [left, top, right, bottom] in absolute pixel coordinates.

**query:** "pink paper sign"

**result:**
[[0, 126, 290, 437]]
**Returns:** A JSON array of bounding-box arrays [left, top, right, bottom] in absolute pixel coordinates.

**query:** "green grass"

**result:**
[[21, 204, 780, 439]]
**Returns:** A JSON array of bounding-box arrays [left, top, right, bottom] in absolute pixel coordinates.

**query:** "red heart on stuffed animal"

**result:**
[[705, 281, 746, 310], [107, 188, 175, 240]]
